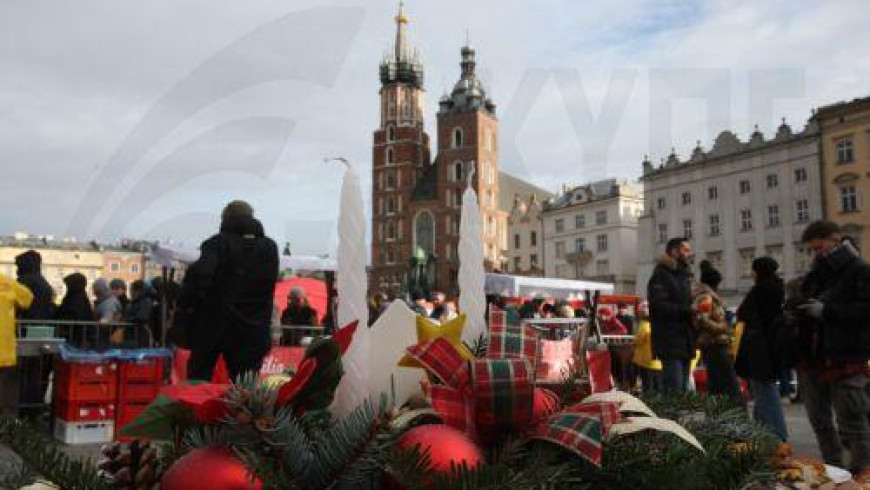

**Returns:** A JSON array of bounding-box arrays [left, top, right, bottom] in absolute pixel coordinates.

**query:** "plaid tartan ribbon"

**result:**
[[471, 358, 534, 435], [429, 384, 475, 436], [529, 400, 623, 466], [488, 306, 540, 364], [405, 337, 470, 393]]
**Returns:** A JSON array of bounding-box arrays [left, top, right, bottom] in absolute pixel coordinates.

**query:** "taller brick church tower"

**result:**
[[371, 4, 506, 297]]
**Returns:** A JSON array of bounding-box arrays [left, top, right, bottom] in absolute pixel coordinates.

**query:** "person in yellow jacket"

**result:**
[[633, 301, 663, 392], [0, 273, 33, 416]]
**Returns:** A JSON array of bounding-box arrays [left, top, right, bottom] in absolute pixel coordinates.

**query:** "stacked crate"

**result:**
[[53, 358, 118, 444], [115, 355, 165, 441]]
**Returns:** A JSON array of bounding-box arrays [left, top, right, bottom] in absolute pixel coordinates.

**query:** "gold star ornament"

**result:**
[[398, 314, 475, 368]]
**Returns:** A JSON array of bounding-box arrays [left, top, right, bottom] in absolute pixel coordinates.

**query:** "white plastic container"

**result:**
[[53, 418, 114, 445]]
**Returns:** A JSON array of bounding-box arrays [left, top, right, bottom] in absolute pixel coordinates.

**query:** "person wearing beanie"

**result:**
[[795, 220, 870, 475], [177, 199, 279, 382], [736, 256, 787, 441], [14, 250, 54, 320], [693, 260, 743, 406]]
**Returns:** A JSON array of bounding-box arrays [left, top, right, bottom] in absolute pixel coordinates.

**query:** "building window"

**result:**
[[708, 186, 718, 200], [766, 174, 779, 189], [794, 167, 807, 183], [706, 251, 723, 270], [739, 180, 751, 194], [596, 260, 609, 276], [794, 244, 811, 272], [513, 256, 521, 271], [740, 249, 755, 278], [110, 262, 120, 273], [555, 219, 565, 233], [387, 221, 396, 240], [514, 234, 520, 249], [387, 125, 396, 142], [445, 244, 453, 261], [387, 249, 395, 264], [386, 197, 396, 214], [796, 199, 809, 222], [453, 161, 464, 182], [740, 209, 753, 231], [575, 214, 585, 229], [840, 185, 858, 212], [657, 197, 666, 210], [530, 254, 539, 267], [574, 237, 585, 253], [709, 214, 721, 236], [386, 147, 394, 165], [596, 234, 608, 252], [682, 219, 693, 240], [379, 250, 386, 265], [452, 127, 464, 148], [530, 231, 537, 247], [386, 172, 396, 190], [454, 191, 462, 207], [682, 192, 692, 205], [130, 263, 140, 274], [836, 138, 854, 164], [555, 241, 565, 259], [767, 205, 780, 227], [595, 210, 607, 226], [657, 224, 667, 244]]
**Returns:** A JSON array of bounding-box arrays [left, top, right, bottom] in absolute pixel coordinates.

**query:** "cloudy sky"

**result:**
[[1, 0, 868, 254]]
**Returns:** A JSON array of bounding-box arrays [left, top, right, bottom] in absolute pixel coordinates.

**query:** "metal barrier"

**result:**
[[275, 325, 326, 347], [16, 319, 154, 350]]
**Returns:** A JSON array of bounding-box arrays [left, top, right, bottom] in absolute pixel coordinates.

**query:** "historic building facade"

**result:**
[[506, 193, 545, 277], [370, 5, 507, 296], [542, 180, 643, 293], [636, 120, 824, 304], [812, 96, 869, 258]]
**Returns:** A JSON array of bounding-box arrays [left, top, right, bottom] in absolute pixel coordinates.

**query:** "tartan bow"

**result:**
[[404, 306, 623, 466]]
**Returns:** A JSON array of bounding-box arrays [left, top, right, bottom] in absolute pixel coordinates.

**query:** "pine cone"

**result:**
[[97, 440, 161, 489]]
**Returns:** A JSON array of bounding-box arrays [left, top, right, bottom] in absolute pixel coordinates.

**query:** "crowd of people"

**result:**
[[1, 198, 867, 477]]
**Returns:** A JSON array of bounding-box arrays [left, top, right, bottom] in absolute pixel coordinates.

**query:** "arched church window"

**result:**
[[387, 196, 396, 214], [386, 172, 396, 189], [454, 161, 464, 182], [387, 126, 395, 142], [414, 211, 435, 256], [386, 147, 394, 165], [387, 220, 396, 240], [452, 127, 464, 148]]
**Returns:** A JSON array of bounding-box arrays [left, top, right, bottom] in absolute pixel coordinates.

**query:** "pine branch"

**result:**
[[0, 415, 109, 490]]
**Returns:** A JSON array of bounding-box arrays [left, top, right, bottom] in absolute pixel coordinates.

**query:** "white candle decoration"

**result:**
[[330, 163, 371, 418], [458, 165, 487, 345]]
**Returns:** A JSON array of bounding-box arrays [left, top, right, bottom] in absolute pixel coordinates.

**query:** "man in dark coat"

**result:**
[[15, 250, 54, 320], [180, 200, 279, 382], [54, 272, 94, 345], [647, 237, 695, 392], [795, 221, 870, 475]]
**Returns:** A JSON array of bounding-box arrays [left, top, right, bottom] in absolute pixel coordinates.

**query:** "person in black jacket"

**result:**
[[736, 256, 787, 441], [795, 221, 870, 475], [647, 237, 696, 392], [180, 200, 279, 382], [54, 272, 94, 345], [125, 280, 155, 347], [15, 250, 54, 320]]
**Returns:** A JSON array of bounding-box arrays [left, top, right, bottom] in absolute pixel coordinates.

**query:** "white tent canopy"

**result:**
[[149, 242, 337, 272], [484, 273, 614, 299]]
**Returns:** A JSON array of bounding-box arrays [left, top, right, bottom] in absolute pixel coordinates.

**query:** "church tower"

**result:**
[[434, 43, 506, 291], [371, 2, 432, 296]]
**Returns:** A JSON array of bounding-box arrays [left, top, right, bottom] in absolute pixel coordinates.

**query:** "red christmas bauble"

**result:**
[[396, 425, 483, 474], [532, 387, 561, 421], [161, 446, 262, 490]]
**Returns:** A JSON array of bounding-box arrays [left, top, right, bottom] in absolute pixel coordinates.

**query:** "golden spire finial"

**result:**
[[395, 1, 408, 24]]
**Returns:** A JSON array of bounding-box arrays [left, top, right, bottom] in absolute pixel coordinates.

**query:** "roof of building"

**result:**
[[498, 171, 553, 211], [544, 178, 641, 210], [813, 95, 870, 118]]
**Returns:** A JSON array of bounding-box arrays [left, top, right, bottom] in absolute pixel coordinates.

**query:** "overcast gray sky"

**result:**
[[1, 0, 868, 254]]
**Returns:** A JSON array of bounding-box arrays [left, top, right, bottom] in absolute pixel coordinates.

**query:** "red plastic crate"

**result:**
[[118, 381, 161, 403], [55, 398, 116, 422], [54, 358, 118, 385], [55, 378, 118, 402], [118, 358, 164, 384]]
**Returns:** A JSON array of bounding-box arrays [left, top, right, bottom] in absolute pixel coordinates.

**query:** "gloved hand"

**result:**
[[798, 299, 825, 319]]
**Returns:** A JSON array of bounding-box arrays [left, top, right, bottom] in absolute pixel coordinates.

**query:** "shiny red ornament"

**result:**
[[161, 446, 262, 490], [532, 387, 561, 422], [396, 425, 483, 474]]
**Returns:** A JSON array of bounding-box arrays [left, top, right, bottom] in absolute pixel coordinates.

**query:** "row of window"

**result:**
[[513, 231, 538, 249], [656, 199, 811, 242], [108, 262, 140, 274], [701, 245, 814, 278], [836, 138, 854, 164], [554, 210, 608, 233], [656, 168, 809, 210], [511, 254, 540, 271], [555, 234, 609, 258], [554, 259, 610, 278]]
